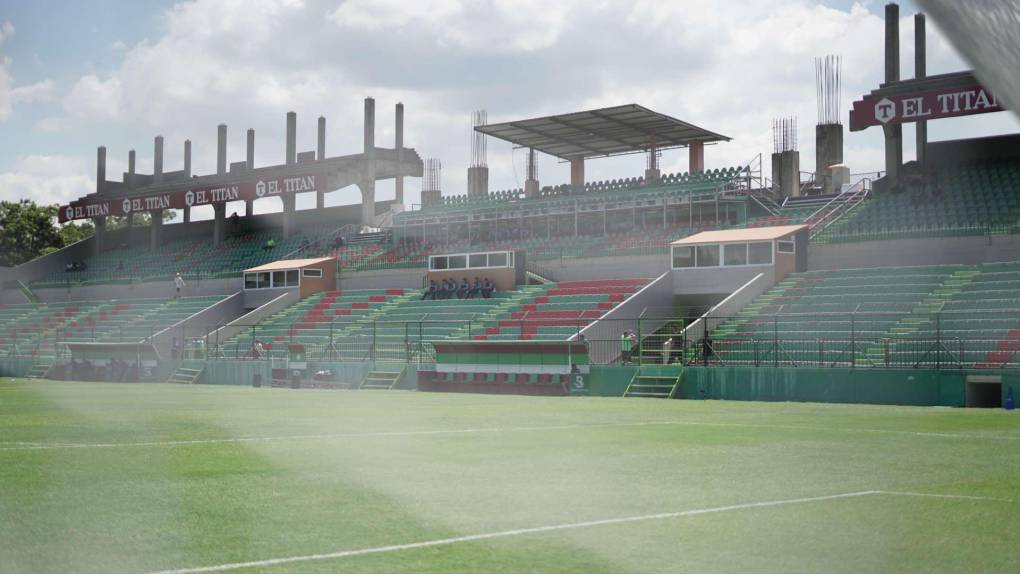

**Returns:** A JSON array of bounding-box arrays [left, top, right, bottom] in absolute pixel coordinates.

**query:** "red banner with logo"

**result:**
[[59, 173, 325, 223], [850, 83, 1003, 132]]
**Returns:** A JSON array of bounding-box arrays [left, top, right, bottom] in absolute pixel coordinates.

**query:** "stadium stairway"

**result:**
[[622, 365, 685, 398], [167, 361, 205, 384], [358, 364, 407, 389]]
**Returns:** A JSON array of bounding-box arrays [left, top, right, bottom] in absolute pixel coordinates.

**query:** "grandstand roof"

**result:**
[[671, 225, 807, 246], [245, 257, 333, 272], [474, 104, 731, 160]]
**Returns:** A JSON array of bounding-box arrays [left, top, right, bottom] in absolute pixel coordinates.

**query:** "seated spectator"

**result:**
[[229, 212, 240, 225], [481, 277, 495, 298], [264, 238, 276, 251], [443, 279, 457, 300], [65, 262, 74, 272], [469, 277, 482, 299], [423, 280, 438, 300], [457, 277, 470, 299]]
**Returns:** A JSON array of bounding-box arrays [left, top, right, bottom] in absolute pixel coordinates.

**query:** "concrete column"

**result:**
[[316, 116, 326, 209], [915, 12, 927, 167], [286, 111, 296, 165], [213, 203, 226, 246], [153, 136, 164, 184], [467, 166, 489, 198], [150, 210, 163, 251], [183, 206, 190, 224], [245, 200, 253, 217], [246, 129, 255, 170], [689, 142, 705, 172], [772, 150, 801, 198], [93, 216, 106, 256], [395, 102, 405, 205], [217, 124, 227, 175], [183, 140, 192, 177], [815, 124, 844, 193], [317, 116, 326, 160], [128, 150, 136, 187], [282, 193, 295, 238], [96, 146, 106, 193], [570, 158, 585, 188], [361, 97, 376, 225], [884, 2, 902, 183]]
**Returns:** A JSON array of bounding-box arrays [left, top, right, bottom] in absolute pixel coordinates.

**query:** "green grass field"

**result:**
[[1, 378, 1018, 573]]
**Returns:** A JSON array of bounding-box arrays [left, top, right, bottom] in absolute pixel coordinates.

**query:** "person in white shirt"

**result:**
[[173, 272, 186, 298]]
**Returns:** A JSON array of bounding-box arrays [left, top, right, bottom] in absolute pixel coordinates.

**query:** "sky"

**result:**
[[0, 0, 1017, 222]]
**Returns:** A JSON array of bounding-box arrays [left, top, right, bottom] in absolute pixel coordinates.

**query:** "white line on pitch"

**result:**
[[2, 418, 1017, 451], [146, 490, 1014, 574], [145, 491, 879, 574]]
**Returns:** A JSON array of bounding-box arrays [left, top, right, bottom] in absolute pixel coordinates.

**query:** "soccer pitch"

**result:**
[[1, 379, 1018, 573]]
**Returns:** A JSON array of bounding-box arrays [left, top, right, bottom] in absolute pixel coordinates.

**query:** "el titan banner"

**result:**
[[59, 173, 325, 223], [850, 83, 1003, 132]]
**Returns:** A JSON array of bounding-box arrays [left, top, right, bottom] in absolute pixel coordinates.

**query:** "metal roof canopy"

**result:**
[[474, 104, 731, 161], [670, 225, 807, 246]]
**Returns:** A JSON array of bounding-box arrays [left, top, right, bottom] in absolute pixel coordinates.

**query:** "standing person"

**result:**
[[629, 331, 639, 364], [173, 272, 186, 298], [662, 336, 674, 365], [253, 340, 266, 360], [620, 331, 632, 365]]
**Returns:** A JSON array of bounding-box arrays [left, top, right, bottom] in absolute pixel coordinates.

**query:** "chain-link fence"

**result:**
[[7, 312, 1020, 370]]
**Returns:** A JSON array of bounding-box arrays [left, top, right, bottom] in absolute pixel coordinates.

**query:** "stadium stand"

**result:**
[[705, 263, 1020, 368], [31, 223, 384, 288], [815, 159, 1020, 243], [0, 295, 226, 359]]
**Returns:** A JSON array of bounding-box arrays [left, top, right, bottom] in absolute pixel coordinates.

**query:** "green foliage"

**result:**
[[0, 200, 96, 265], [0, 201, 63, 266]]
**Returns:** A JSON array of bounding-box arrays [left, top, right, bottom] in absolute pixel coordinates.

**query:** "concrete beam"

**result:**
[[96, 146, 106, 193], [884, 3, 902, 181], [154, 136, 164, 184], [128, 149, 136, 187], [286, 111, 296, 165], [689, 141, 705, 172], [217, 124, 227, 175], [184, 140, 192, 177], [395, 102, 404, 205], [150, 209, 163, 251], [570, 158, 585, 188], [362, 97, 376, 225], [246, 128, 255, 170], [282, 193, 296, 238], [915, 12, 928, 166], [213, 203, 226, 246]]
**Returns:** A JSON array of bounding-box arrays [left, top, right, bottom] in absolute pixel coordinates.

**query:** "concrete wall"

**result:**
[[151, 291, 246, 357], [576, 272, 674, 364], [535, 253, 668, 282], [339, 267, 425, 290], [680, 272, 770, 342], [809, 234, 1020, 270], [206, 290, 299, 349], [671, 265, 775, 296]]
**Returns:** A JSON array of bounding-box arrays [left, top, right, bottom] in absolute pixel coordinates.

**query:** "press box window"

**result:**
[[488, 252, 508, 267], [286, 270, 299, 286], [695, 244, 720, 267], [723, 243, 747, 266], [448, 255, 467, 269], [302, 268, 323, 278], [672, 246, 694, 268], [429, 256, 448, 270], [469, 254, 487, 268], [748, 242, 773, 265], [777, 240, 795, 254]]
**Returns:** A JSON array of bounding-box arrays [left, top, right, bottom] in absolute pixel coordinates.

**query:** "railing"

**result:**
[[807, 177, 871, 240]]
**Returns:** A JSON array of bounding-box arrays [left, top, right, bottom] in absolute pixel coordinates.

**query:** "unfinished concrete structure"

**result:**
[[60, 98, 424, 255]]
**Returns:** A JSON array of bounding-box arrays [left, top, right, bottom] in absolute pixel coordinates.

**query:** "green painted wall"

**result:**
[[584, 365, 982, 407], [0, 358, 39, 378], [679, 367, 966, 407]]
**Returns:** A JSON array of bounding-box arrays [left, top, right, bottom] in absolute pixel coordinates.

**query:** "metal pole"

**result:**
[[850, 314, 856, 368]]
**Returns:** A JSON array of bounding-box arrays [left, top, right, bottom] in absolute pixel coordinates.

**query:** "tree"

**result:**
[[0, 200, 63, 267]]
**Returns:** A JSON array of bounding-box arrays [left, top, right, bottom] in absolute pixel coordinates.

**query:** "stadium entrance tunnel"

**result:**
[[965, 375, 1002, 408]]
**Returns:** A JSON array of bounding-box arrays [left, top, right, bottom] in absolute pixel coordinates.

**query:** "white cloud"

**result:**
[[29, 0, 1020, 214], [0, 155, 94, 206], [63, 74, 123, 120], [0, 21, 14, 45]]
